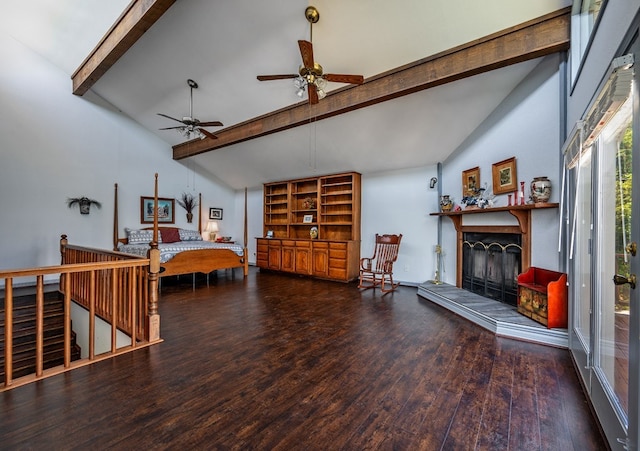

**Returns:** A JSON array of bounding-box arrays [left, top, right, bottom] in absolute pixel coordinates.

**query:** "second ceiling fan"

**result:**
[[257, 6, 364, 104]]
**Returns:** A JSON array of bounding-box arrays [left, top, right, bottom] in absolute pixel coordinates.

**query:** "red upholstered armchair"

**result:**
[[358, 234, 403, 293]]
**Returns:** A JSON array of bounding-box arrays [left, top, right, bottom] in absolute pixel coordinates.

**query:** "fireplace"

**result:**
[[462, 232, 522, 305]]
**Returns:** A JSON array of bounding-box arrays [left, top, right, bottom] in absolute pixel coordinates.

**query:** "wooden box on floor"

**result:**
[[517, 267, 568, 328]]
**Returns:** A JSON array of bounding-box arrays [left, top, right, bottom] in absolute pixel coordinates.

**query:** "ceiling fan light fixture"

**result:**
[[315, 77, 327, 90], [316, 88, 326, 100], [293, 76, 306, 89]]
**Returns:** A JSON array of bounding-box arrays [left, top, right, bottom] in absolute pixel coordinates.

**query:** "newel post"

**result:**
[[147, 173, 161, 342]]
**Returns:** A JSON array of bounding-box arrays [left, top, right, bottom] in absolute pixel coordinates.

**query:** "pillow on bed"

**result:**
[[125, 228, 159, 245], [179, 229, 203, 241], [160, 227, 181, 243]]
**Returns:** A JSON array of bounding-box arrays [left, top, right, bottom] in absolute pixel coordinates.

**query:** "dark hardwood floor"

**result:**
[[1, 268, 606, 450]]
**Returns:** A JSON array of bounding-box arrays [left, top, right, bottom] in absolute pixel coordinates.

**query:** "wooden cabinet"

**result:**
[[257, 172, 361, 282]]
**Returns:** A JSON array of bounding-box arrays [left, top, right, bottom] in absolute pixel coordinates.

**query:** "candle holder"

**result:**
[[520, 181, 525, 205], [508, 194, 512, 206]]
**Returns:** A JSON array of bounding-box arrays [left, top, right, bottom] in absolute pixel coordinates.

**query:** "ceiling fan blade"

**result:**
[[157, 113, 185, 124], [308, 85, 319, 104], [298, 40, 314, 69], [257, 74, 298, 81], [324, 74, 364, 84], [198, 121, 223, 127], [198, 128, 218, 140], [159, 126, 185, 130]]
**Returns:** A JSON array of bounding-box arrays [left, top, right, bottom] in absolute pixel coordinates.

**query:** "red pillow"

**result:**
[[160, 227, 181, 243]]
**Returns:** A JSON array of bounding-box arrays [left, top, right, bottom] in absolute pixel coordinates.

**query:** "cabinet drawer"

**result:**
[[328, 267, 347, 279], [329, 242, 348, 250], [329, 249, 347, 259], [313, 241, 329, 249], [282, 240, 296, 247]]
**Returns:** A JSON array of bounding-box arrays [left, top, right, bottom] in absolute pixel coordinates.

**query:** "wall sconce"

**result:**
[[206, 221, 219, 241], [429, 177, 438, 189]]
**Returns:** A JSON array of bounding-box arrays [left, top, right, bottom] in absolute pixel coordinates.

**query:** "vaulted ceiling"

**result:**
[[2, 0, 571, 189]]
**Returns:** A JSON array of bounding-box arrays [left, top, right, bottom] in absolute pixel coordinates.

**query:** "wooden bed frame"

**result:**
[[113, 181, 249, 278]]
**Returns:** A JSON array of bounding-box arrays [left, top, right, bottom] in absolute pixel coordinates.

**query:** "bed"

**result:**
[[113, 181, 249, 279]]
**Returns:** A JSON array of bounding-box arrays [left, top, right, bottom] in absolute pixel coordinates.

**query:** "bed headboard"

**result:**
[[113, 178, 248, 253]]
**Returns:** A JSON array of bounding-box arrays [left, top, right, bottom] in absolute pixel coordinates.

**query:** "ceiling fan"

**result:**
[[257, 6, 364, 104], [158, 79, 223, 140]]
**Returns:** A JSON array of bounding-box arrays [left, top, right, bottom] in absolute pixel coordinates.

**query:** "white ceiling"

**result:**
[[1, 0, 570, 189]]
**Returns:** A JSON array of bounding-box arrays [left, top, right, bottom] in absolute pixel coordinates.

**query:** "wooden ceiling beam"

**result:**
[[173, 7, 570, 160], [71, 0, 176, 96]]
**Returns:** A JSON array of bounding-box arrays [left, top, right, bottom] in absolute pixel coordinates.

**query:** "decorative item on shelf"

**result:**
[[177, 192, 198, 223], [67, 197, 101, 215], [206, 220, 219, 241], [440, 195, 454, 212], [266, 230, 274, 238], [508, 194, 512, 206], [303, 196, 315, 209], [461, 183, 495, 210], [530, 176, 552, 203], [310, 226, 318, 239], [519, 181, 526, 205]]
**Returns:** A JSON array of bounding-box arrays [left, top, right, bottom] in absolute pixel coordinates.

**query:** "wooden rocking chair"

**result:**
[[358, 234, 403, 293]]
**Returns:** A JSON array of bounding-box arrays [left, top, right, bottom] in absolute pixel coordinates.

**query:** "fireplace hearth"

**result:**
[[462, 232, 522, 305]]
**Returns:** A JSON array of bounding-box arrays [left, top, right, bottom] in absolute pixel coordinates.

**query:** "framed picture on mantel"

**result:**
[[492, 157, 518, 194], [462, 166, 480, 197]]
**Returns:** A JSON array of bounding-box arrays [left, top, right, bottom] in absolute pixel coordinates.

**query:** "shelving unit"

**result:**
[[257, 172, 361, 282]]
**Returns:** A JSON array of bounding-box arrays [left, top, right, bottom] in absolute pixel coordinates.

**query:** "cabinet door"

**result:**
[[268, 243, 281, 270], [295, 243, 312, 275], [312, 242, 329, 277], [281, 241, 295, 272]]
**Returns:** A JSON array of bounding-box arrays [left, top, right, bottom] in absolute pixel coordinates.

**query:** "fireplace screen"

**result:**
[[462, 233, 522, 305]]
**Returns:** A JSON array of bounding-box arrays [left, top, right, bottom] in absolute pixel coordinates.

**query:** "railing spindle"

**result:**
[[35, 275, 44, 377], [4, 278, 13, 387]]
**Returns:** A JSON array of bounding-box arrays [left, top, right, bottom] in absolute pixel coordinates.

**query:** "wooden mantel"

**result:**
[[430, 203, 559, 287]]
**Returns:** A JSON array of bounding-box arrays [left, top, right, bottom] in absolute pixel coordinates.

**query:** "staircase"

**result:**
[[0, 291, 81, 380]]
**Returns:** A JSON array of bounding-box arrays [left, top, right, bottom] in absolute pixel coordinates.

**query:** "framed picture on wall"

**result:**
[[140, 197, 175, 224], [492, 157, 518, 194], [462, 166, 480, 197], [209, 208, 223, 220]]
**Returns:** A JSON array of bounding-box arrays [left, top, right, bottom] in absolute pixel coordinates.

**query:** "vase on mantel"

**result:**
[[440, 195, 453, 212], [530, 177, 551, 203]]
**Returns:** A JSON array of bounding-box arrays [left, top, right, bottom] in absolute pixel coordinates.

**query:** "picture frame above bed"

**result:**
[[209, 208, 223, 220], [141, 196, 175, 224]]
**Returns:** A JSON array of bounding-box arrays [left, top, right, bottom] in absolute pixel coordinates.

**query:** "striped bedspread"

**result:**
[[118, 241, 244, 264]]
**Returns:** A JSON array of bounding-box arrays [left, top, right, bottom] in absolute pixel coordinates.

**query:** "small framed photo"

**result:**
[[462, 167, 480, 197], [141, 197, 175, 224], [209, 208, 223, 220], [492, 157, 518, 194], [303, 214, 313, 223]]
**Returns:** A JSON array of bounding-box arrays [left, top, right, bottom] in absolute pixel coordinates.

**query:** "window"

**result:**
[[570, 0, 607, 83]]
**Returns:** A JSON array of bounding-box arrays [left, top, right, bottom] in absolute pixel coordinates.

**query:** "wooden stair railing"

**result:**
[[1, 244, 161, 391]]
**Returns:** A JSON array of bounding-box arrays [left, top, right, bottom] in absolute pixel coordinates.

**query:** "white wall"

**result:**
[[71, 303, 130, 358], [0, 32, 237, 282], [361, 166, 439, 285], [439, 55, 563, 284]]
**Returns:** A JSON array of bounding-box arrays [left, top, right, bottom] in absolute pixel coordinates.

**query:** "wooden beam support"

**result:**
[[173, 7, 570, 160], [71, 0, 176, 96]]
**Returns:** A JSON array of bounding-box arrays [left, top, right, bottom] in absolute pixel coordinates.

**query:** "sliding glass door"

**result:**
[[568, 44, 638, 449]]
